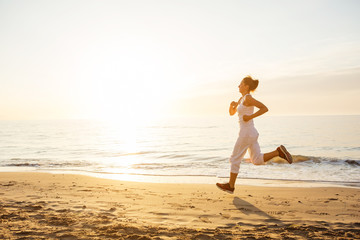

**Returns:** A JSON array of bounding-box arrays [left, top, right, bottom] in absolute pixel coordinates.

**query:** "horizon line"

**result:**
[[0, 114, 360, 121]]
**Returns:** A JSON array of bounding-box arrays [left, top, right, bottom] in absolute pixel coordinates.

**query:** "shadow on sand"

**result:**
[[233, 197, 283, 225]]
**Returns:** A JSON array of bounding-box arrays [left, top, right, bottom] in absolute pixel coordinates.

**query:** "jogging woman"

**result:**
[[216, 76, 293, 194]]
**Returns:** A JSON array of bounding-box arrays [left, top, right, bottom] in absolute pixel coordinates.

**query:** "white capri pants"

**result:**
[[230, 133, 264, 173]]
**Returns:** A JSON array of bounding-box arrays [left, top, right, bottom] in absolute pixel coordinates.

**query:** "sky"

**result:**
[[1, 0, 360, 121]]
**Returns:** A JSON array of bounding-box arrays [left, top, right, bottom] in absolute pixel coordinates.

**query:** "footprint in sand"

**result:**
[[57, 234, 77, 240], [199, 216, 212, 223], [318, 212, 329, 215], [24, 205, 43, 211], [263, 195, 274, 201], [73, 205, 87, 209], [267, 211, 285, 215], [220, 213, 231, 219], [149, 211, 170, 216], [1, 181, 17, 187], [336, 213, 359, 217], [26, 195, 41, 199], [239, 207, 251, 212], [56, 209, 70, 213], [77, 189, 92, 192]]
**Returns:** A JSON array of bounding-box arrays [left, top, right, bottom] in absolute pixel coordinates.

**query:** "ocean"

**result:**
[[0, 115, 359, 187]]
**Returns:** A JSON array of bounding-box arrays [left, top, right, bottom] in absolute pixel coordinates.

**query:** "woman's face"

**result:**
[[238, 81, 248, 94]]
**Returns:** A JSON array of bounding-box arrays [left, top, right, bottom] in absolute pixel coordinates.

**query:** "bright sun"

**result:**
[[80, 47, 182, 125], [88, 77, 173, 126], [85, 77, 174, 157]]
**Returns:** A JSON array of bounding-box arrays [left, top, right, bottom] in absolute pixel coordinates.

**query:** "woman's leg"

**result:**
[[248, 134, 281, 164], [229, 172, 238, 188], [263, 150, 279, 162], [249, 136, 265, 165], [228, 136, 250, 188], [250, 143, 292, 163]]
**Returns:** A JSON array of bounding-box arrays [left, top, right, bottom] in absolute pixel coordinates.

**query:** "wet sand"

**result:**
[[0, 172, 359, 239]]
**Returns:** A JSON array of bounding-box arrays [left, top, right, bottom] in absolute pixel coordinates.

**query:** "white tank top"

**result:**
[[237, 94, 258, 136]]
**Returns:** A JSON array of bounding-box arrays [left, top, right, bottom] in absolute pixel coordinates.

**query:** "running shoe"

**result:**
[[277, 145, 293, 164], [216, 183, 235, 194]]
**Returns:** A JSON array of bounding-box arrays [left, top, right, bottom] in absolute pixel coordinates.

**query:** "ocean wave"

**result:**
[[262, 155, 360, 166], [128, 155, 360, 170], [345, 147, 360, 151], [115, 151, 154, 157], [5, 163, 40, 167], [131, 163, 187, 170], [147, 125, 218, 129], [267, 155, 321, 164], [345, 160, 360, 166], [5, 159, 90, 168], [10, 158, 45, 161], [156, 154, 192, 159]]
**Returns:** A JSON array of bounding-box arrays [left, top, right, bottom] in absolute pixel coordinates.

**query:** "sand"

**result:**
[[0, 172, 359, 239]]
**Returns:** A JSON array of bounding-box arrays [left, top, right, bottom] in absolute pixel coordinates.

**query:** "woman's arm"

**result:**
[[229, 98, 242, 116], [243, 95, 268, 121], [229, 101, 238, 116]]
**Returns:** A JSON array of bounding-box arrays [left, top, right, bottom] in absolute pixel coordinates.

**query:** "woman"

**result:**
[[216, 76, 293, 194]]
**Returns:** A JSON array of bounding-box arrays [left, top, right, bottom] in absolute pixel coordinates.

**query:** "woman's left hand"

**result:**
[[243, 115, 252, 122]]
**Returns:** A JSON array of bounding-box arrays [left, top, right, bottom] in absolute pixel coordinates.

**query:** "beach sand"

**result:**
[[0, 173, 359, 239]]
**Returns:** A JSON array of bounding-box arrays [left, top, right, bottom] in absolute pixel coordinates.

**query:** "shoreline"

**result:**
[[1, 172, 359, 239], [0, 167, 359, 188]]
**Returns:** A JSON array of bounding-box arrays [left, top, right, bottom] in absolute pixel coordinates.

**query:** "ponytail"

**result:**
[[252, 80, 259, 91]]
